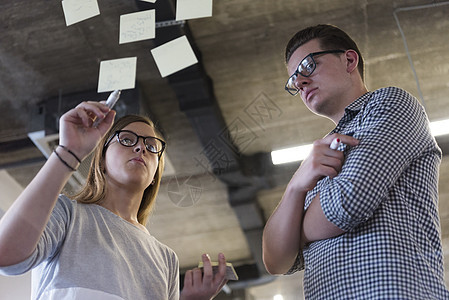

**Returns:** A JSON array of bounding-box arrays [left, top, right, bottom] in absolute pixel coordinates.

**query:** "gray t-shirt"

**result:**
[[0, 195, 179, 300]]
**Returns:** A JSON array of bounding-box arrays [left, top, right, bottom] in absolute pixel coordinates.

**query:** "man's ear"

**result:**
[[345, 49, 359, 74]]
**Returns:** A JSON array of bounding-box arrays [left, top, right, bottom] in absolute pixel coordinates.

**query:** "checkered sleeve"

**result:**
[[320, 88, 437, 231], [284, 250, 304, 275]]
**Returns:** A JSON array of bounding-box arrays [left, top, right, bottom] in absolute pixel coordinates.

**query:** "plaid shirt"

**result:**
[[287, 87, 449, 299]]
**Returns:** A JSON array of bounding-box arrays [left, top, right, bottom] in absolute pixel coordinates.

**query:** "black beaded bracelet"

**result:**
[[58, 145, 81, 163], [53, 149, 77, 172]]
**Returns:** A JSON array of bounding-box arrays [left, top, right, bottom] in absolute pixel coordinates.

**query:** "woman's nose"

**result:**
[[133, 138, 146, 153]]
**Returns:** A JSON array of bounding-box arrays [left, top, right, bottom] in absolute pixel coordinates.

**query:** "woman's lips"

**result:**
[[131, 157, 146, 166]]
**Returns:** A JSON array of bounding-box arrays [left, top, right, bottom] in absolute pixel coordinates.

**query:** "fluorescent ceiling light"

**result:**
[[271, 144, 313, 165], [273, 295, 284, 300], [271, 118, 449, 165], [430, 119, 449, 137]]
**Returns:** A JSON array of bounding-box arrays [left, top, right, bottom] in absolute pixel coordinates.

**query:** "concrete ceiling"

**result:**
[[1, 0, 449, 299]]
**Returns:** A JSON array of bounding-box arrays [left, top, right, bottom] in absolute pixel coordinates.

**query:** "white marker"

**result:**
[[93, 90, 121, 127], [105, 89, 121, 109], [330, 138, 341, 150]]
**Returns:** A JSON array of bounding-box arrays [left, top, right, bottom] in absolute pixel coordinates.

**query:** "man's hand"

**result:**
[[290, 133, 359, 193]]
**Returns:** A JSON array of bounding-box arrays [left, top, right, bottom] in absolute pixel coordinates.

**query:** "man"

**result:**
[[262, 24, 449, 299]]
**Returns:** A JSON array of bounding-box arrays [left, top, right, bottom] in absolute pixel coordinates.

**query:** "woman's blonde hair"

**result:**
[[73, 114, 165, 226]]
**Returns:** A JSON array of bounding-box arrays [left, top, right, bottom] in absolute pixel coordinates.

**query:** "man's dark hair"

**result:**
[[285, 24, 364, 80]]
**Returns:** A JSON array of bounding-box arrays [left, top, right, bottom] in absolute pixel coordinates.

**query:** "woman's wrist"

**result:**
[[58, 145, 81, 164], [53, 145, 81, 172]]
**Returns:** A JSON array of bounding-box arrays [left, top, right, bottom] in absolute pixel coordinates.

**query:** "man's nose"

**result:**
[[294, 74, 311, 90]]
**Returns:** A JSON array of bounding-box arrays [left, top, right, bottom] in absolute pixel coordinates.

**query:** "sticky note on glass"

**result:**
[[176, 0, 213, 21], [61, 0, 100, 26], [97, 57, 137, 93], [120, 10, 155, 44], [151, 36, 198, 77]]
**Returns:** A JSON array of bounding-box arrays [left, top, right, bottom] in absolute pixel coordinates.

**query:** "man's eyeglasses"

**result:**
[[104, 130, 166, 155], [285, 50, 345, 96]]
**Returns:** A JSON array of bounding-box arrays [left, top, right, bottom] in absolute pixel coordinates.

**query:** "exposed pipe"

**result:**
[[393, 1, 449, 109]]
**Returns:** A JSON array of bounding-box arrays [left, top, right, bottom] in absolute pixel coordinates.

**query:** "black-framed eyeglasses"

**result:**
[[285, 50, 346, 96], [104, 130, 166, 155]]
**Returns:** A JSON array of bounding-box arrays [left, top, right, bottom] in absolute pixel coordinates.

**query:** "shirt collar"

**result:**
[[333, 91, 371, 133], [345, 91, 371, 114]]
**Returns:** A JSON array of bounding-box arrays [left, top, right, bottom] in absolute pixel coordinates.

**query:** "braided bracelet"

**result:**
[[58, 145, 81, 163], [53, 149, 77, 172]]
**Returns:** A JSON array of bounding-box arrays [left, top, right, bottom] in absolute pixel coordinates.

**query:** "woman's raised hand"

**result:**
[[59, 101, 115, 161]]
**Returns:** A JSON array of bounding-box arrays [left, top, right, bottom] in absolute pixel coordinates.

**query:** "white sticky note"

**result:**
[[175, 0, 213, 21], [151, 36, 198, 77], [61, 0, 100, 26], [97, 57, 137, 93], [120, 10, 156, 44]]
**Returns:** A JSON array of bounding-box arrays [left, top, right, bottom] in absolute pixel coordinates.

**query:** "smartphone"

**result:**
[[197, 261, 239, 280]]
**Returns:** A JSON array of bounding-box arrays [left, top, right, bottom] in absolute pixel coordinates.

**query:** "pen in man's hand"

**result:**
[[330, 138, 341, 150]]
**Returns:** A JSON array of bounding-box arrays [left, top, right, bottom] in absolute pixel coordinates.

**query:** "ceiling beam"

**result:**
[[148, 0, 271, 280]]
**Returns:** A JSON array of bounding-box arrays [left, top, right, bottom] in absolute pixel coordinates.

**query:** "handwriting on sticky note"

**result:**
[[97, 57, 137, 93], [120, 10, 156, 44], [61, 0, 100, 26]]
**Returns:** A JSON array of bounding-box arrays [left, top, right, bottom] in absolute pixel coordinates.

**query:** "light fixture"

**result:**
[[271, 118, 449, 165], [271, 144, 313, 165], [430, 118, 449, 137], [273, 295, 284, 300]]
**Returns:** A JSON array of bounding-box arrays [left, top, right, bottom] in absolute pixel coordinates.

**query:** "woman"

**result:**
[[0, 100, 227, 299]]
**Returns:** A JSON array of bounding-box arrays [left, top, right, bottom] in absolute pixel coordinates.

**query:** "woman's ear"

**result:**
[[345, 49, 359, 74]]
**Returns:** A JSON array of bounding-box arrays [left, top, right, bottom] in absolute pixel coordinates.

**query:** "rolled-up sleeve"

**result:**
[[320, 88, 437, 231]]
